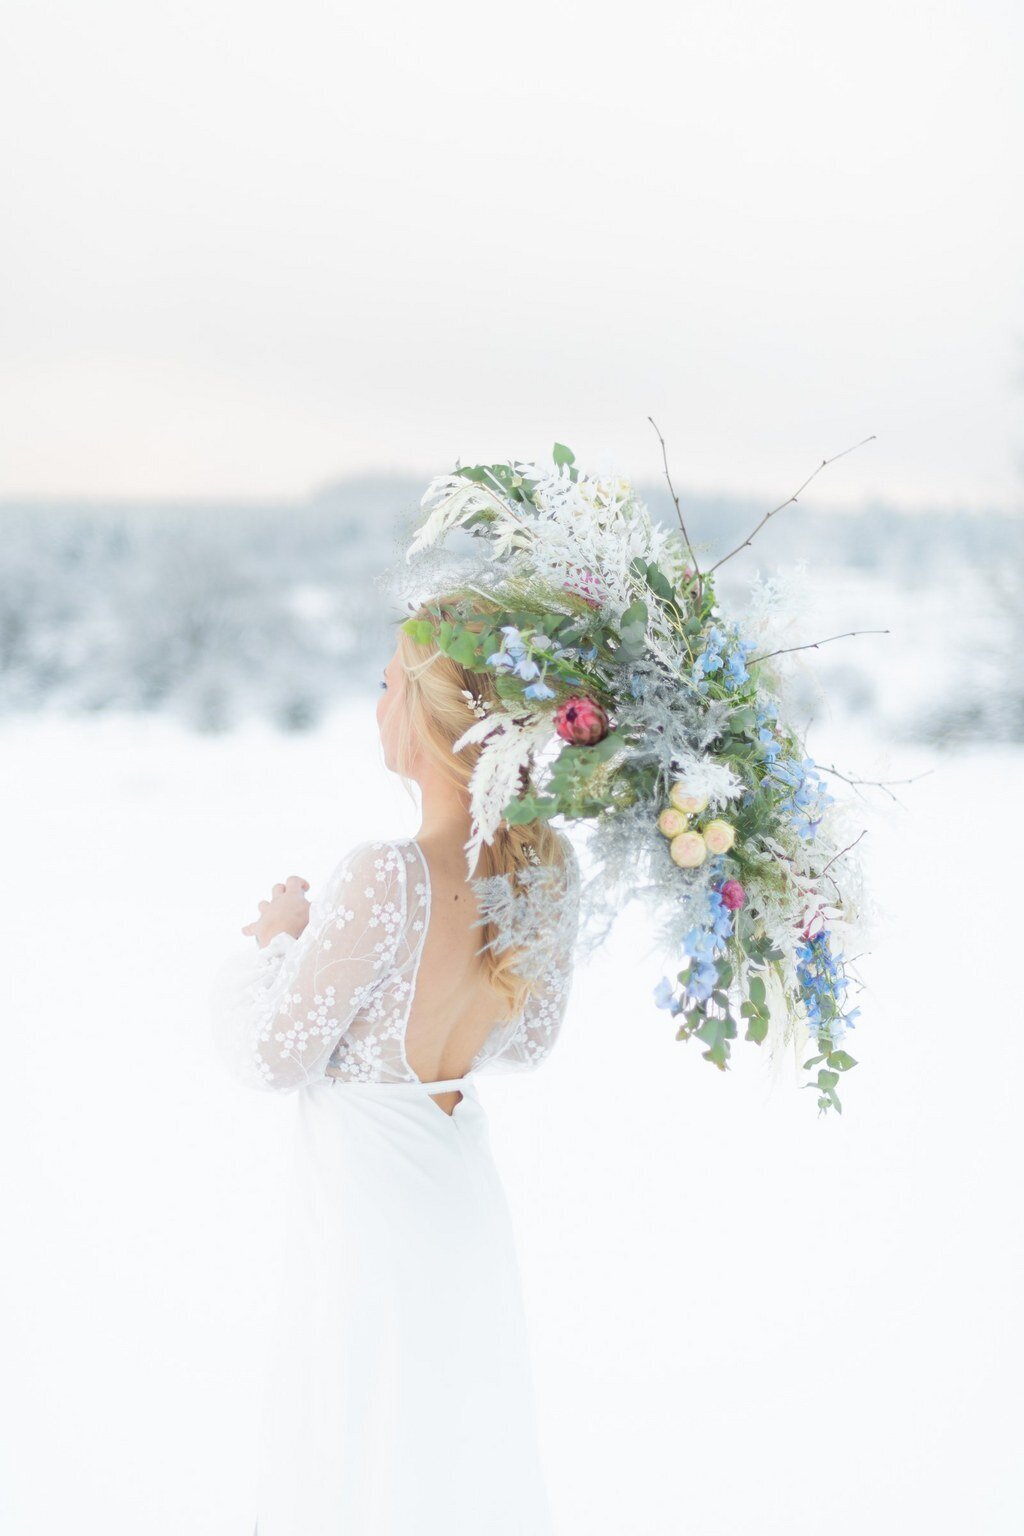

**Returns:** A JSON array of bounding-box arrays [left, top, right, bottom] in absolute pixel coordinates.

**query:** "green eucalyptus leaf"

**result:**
[[502, 793, 558, 825], [449, 631, 480, 667], [401, 618, 434, 645], [702, 1040, 729, 1069], [827, 1051, 858, 1072], [620, 598, 649, 630], [694, 1016, 723, 1047]]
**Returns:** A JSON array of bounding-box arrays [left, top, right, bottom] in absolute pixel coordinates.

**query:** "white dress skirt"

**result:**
[[211, 835, 579, 1535], [252, 1071, 554, 1536]]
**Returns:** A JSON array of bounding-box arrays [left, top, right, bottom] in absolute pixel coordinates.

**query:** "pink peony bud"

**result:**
[[719, 879, 746, 911], [553, 696, 610, 745]]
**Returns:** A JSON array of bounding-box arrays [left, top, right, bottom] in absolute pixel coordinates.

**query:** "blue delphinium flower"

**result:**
[[654, 867, 737, 1014], [653, 976, 678, 1012], [487, 625, 541, 682], [752, 695, 784, 765], [796, 927, 860, 1044], [725, 646, 750, 688], [766, 755, 834, 840], [523, 679, 556, 701], [692, 626, 724, 694], [692, 624, 754, 696], [678, 877, 735, 1005]]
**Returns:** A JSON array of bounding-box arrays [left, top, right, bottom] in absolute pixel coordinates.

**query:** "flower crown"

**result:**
[[398, 439, 878, 1116]]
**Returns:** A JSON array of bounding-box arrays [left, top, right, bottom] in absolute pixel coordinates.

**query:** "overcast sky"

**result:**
[[1, 0, 1021, 510]]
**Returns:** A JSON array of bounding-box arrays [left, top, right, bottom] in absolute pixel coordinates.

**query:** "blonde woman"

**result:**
[[212, 604, 580, 1536]]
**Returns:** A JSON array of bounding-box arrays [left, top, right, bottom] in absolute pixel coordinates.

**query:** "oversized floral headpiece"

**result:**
[[394, 439, 879, 1116]]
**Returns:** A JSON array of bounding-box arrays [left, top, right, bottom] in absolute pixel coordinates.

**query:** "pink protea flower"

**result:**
[[719, 879, 746, 911], [553, 696, 609, 745]]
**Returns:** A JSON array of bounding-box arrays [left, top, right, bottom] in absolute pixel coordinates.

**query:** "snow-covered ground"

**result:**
[[1, 704, 1021, 1534]]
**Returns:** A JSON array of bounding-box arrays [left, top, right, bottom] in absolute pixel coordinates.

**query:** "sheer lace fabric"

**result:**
[[211, 834, 580, 1093]]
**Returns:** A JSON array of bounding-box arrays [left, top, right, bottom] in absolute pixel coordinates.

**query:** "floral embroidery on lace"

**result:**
[[211, 835, 579, 1093]]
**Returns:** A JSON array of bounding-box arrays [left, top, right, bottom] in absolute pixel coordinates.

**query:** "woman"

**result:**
[[212, 605, 581, 1536]]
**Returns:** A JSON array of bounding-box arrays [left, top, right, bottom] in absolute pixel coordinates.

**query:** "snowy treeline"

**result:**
[[0, 478, 423, 731], [1, 475, 1020, 740]]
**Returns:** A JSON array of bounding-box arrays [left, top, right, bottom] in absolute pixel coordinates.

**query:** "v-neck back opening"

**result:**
[[394, 835, 518, 1088]]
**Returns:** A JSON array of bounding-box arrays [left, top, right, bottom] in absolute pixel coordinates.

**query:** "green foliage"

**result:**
[[615, 599, 649, 663], [456, 461, 538, 505], [401, 617, 434, 645], [737, 969, 770, 1044], [503, 793, 559, 824]]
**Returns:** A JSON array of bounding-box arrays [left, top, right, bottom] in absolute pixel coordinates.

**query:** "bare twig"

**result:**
[[647, 416, 702, 593], [817, 763, 933, 805], [706, 434, 876, 574], [748, 628, 889, 665], [819, 829, 867, 881]]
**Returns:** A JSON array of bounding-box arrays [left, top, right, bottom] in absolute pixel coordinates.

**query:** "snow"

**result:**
[[1, 704, 1021, 1533]]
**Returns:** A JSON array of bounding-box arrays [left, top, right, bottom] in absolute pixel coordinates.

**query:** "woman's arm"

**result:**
[[210, 840, 405, 1092]]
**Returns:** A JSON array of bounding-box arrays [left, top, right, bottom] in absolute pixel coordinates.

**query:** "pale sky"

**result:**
[[1, 0, 1021, 510]]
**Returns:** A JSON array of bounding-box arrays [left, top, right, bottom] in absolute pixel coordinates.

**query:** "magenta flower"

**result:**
[[719, 879, 746, 911], [553, 696, 610, 745]]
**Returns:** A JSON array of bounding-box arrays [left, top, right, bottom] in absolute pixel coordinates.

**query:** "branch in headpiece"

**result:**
[[706, 434, 876, 575], [817, 763, 934, 804], [647, 416, 703, 597], [747, 628, 889, 666]]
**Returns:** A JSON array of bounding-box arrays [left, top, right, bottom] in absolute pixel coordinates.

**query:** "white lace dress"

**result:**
[[211, 835, 579, 1536]]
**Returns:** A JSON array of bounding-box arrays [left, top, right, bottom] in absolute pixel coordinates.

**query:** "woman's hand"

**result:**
[[242, 874, 312, 949]]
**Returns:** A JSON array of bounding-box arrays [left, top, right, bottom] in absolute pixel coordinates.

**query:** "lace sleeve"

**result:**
[[501, 835, 581, 1069], [210, 839, 406, 1093]]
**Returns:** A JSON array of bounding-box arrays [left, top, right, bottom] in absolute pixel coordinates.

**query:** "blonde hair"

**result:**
[[393, 601, 567, 1018]]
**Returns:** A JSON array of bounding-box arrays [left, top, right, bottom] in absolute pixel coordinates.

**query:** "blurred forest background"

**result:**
[[3, 473, 1021, 741]]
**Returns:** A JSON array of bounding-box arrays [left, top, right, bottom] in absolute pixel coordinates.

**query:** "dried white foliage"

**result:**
[[453, 710, 553, 877]]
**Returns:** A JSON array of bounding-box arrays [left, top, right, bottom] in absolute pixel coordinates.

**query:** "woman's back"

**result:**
[[402, 835, 520, 1103], [212, 833, 580, 1101]]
